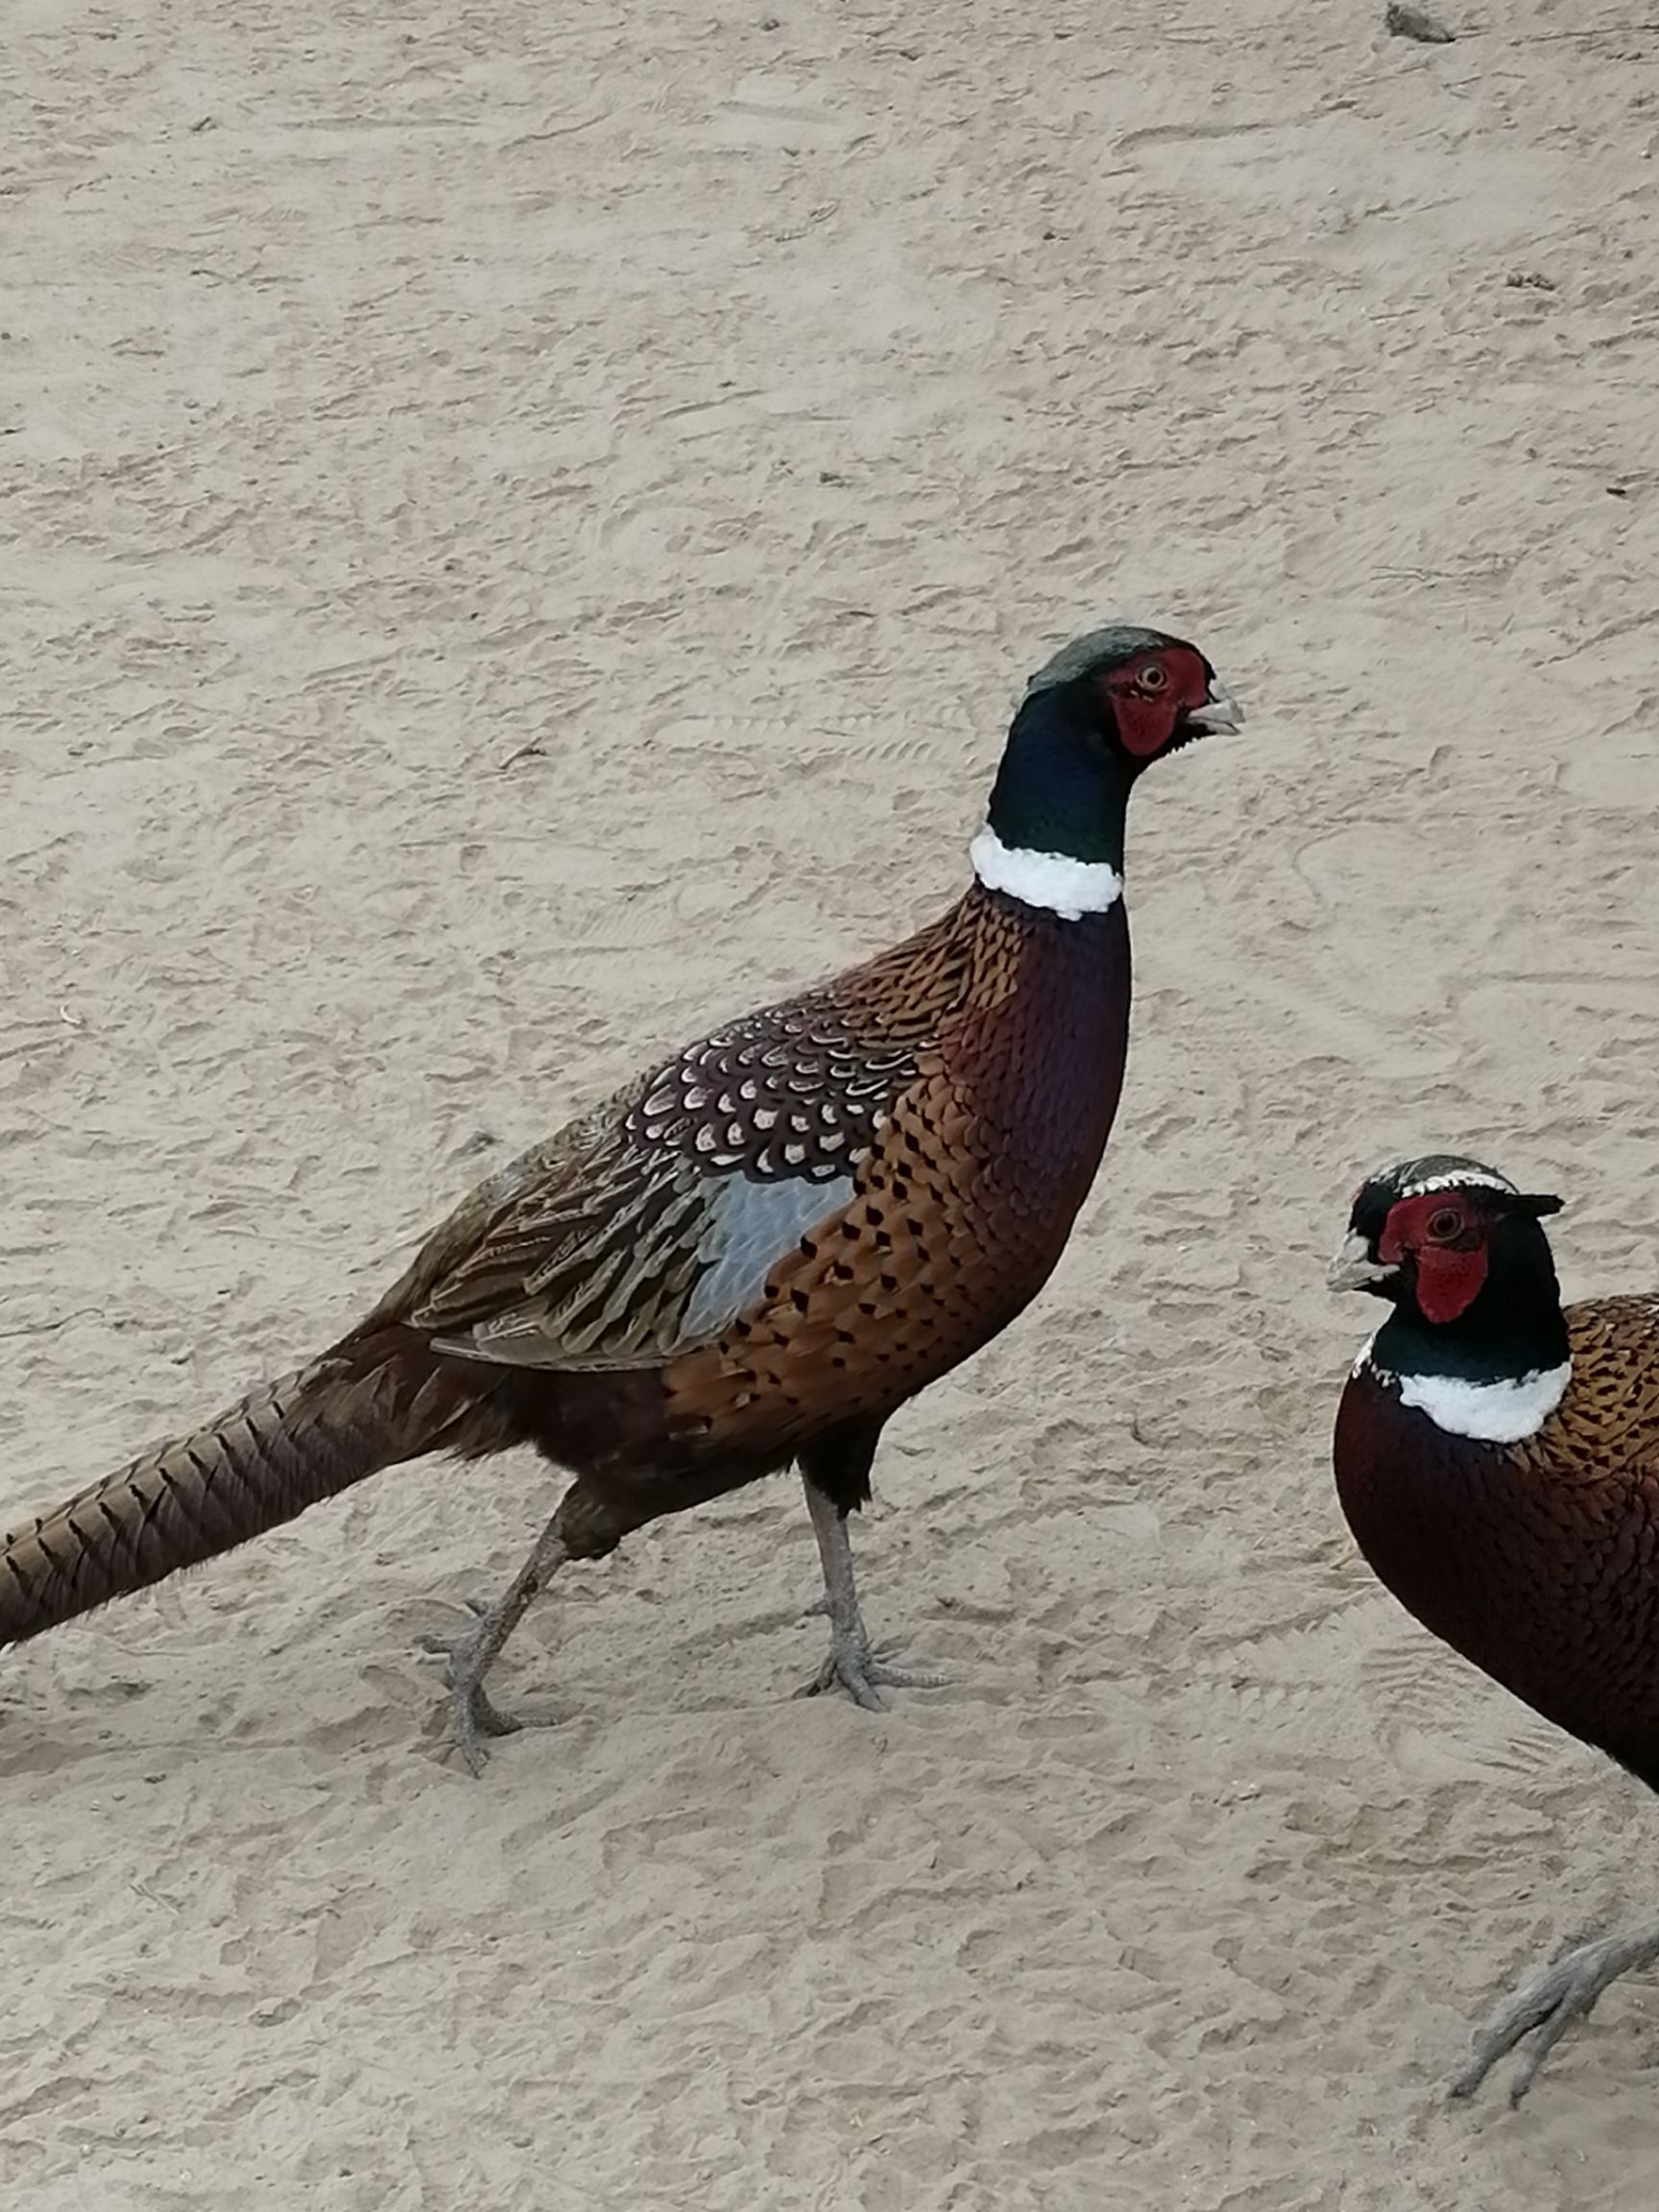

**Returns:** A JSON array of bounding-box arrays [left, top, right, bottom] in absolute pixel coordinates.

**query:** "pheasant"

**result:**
[[2, 622, 1239, 1772], [1330, 1154, 1659, 2102]]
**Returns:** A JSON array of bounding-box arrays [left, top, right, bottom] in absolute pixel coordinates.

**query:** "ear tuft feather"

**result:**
[[1516, 1191, 1565, 1218]]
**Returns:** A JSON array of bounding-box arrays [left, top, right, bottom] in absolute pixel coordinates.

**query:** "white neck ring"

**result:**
[[1366, 1355, 1572, 1444], [970, 826, 1122, 922]]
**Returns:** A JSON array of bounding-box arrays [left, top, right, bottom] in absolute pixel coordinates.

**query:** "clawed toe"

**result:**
[[447, 1677, 525, 1778], [418, 1610, 531, 1776], [411, 1521, 572, 1774], [1451, 1926, 1659, 2104], [416, 1594, 492, 1660], [798, 1637, 946, 1710]]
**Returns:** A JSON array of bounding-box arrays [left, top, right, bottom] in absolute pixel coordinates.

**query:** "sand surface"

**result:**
[[6, 0, 1659, 2204]]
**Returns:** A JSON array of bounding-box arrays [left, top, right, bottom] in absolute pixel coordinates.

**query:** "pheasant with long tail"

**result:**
[[3, 623, 1239, 1771]]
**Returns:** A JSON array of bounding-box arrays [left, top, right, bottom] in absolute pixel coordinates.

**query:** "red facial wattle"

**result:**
[[1112, 690, 1182, 758], [1379, 1193, 1492, 1324], [1102, 647, 1214, 759], [1411, 1244, 1491, 1324]]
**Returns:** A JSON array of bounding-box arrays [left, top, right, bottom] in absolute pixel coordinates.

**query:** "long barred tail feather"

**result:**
[[0, 1334, 501, 1646]]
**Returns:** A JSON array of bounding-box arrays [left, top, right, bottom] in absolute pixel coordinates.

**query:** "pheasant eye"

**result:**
[[1138, 662, 1168, 692], [1427, 1206, 1462, 1239]]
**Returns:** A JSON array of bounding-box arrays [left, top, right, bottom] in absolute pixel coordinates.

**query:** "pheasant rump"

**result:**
[[1331, 1154, 1659, 2101], [2, 622, 1239, 1771]]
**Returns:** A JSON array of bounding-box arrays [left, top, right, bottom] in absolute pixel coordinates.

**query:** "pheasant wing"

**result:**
[[399, 996, 924, 1371]]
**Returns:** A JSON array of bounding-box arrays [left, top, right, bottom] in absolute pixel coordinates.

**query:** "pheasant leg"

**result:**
[[420, 1516, 570, 1775], [1452, 1910, 1659, 2104], [797, 1476, 942, 1708]]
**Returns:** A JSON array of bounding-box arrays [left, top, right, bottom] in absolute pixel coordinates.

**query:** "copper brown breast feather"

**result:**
[[3, 621, 1240, 1772]]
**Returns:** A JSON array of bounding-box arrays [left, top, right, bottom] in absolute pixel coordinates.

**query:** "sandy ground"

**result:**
[[5, 0, 1659, 2204]]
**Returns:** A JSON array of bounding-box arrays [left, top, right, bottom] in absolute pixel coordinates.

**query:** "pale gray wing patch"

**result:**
[[679, 1166, 857, 1338], [429, 1161, 856, 1373], [413, 1000, 913, 1375]]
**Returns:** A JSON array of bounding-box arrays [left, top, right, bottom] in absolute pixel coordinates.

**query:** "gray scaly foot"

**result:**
[[419, 1599, 529, 1776], [799, 1473, 946, 1711], [799, 1630, 944, 1709], [415, 1516, 571, 1776], [1451, 1914, 1659, 2104]]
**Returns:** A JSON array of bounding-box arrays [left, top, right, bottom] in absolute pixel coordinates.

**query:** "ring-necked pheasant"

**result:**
[[1330, 1153, 1659, 2102], [3, 622, 1239, 1772]]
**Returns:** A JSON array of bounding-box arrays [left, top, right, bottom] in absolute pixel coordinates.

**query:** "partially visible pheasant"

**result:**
[[2, 622, 1239, 1773], [1330, 1154, 1659, 2102]]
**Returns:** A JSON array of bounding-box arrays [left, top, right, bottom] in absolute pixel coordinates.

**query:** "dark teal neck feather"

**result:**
[[1373, 1220, 1571, 1385], [985, 685, 1133, 871]]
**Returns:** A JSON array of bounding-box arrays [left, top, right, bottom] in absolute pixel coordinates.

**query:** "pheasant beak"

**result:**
[[1327, 1229, 1394, 1294], [1189, 679, 1243, 735]]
